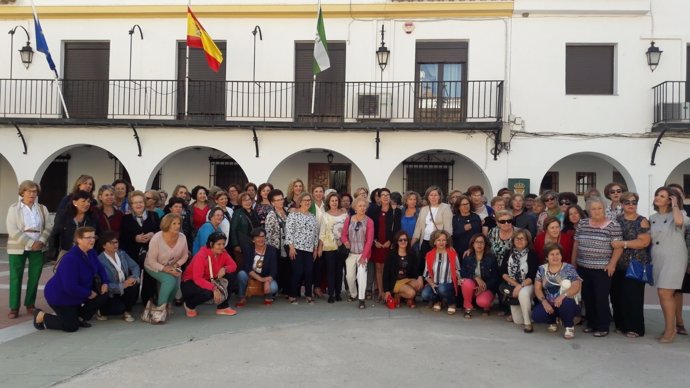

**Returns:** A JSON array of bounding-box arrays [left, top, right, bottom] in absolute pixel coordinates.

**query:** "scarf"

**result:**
[[507, 247, 529, 283]]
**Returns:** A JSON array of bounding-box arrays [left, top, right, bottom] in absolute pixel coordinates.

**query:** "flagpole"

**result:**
[[310, 0, 321, 115], [185, 1, 191, 118], [31, 1, 70, 118]]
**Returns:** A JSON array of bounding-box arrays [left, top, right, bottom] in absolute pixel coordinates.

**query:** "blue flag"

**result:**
[[34, 15, 57, 73]]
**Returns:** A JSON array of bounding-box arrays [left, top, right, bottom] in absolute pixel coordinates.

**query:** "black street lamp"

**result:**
[[646, 41, 662, 72], [376, 24, 390, 78], [8, 25, 34, 79]]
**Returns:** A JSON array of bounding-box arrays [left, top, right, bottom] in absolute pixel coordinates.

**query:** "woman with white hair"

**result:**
[[573, 196, 623, 338]]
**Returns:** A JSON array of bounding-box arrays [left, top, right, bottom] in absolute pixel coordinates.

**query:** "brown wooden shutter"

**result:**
[[176, 41, 227, 119], [63, 41, 110, 119], [565, 45, 614, 95], [294, 42, 346, 120], [415, 41, 468, 63]]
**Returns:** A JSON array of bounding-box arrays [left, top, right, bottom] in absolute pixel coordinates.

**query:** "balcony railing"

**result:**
[[0, 79, 503, 126], [652, 81, 689, 127]]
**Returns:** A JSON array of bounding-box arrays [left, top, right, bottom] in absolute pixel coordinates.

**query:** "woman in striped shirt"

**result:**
[[421, 230, 460, 315], [573, 197, 623, 337]]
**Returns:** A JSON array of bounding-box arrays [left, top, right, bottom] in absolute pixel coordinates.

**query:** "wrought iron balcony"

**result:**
[[0, 79, 503, 129], [652, 81, 690, 131]]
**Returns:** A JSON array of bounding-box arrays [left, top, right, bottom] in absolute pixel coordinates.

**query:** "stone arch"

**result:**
[[384, 148, 494, 198], [537, 151, 637, 200], [267, 148, 368, 195], [147, 146, 250, 196]]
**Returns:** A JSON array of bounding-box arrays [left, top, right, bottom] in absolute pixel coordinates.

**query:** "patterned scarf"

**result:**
[[507, 248, 529, 283]]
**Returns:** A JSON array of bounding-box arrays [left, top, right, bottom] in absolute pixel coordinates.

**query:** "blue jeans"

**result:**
[[238, 270, 278, 297], [421, 283, 456, 305]]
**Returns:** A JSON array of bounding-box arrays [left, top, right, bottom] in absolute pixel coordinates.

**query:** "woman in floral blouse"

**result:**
[[286, 192, 319, 304]]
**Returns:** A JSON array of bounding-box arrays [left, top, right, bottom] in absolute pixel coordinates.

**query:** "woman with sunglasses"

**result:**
[[609, 192, 650, 338], [482, 196, 507, 236], [604, 182, 627, 221], [286, 192, 319, 304], [383, 231, 422, 308], [536, 191, 562, 232], [488, 210, 516, 267], [460, 234, 499, 318], [557, 192, 578, 228], [341, 196, 374, 309]]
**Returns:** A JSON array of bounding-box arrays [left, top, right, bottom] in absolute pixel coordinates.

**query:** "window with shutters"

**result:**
[[415, 41, 467, 122], [176, 41, 227, 120], [566, 45, 615, 95], [63, 41, 110, 119], [402, 153, 454, 196], [575, 172, 596, 196], [294, 42, 346, 122]]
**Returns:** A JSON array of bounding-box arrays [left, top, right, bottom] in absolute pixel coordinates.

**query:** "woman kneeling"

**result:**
[[421, 230, 460, 315], [237, 228, 279, 306], [383, 231, 422, 308], [181, 232, 237, 317], [533, 243, 582, 339]]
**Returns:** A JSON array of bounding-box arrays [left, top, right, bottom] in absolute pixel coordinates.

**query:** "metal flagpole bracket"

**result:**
[[252, 126, 260, 158], [14, 123, 28, 154], [131, 124, 142, 157]]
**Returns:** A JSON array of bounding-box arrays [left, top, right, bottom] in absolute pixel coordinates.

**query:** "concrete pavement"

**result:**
[[0, 299, 688, 388]]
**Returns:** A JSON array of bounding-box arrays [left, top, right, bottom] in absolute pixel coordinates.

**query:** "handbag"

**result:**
[[625, 259, 654, 286], [246, 278, 264, 297], [141, 299, 168, 324], [336, 243, 350, 261], [208, 255, 229, 304], [498, 282, 520, 306]]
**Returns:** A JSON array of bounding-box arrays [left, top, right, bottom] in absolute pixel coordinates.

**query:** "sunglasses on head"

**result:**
[[622, 200, 638, 206], [497, 219, 513, 224]]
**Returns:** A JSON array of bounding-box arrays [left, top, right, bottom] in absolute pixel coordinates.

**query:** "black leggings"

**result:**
[[45, 294, 108, 332]]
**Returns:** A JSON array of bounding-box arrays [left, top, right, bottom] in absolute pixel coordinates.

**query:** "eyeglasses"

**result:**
[[398, 238, 408, 243], [559, 200, 570, 206], [473, 240, 486, 244], [544, 197, 555, 202], [497, 219, 513, 224], [81, 236, 97, 240], [622, 200, 638, 206], [354, 221, 362, 232], [609, 189, 622, 194], [107, 240, 119, 244], [514, 237, 526, 241]]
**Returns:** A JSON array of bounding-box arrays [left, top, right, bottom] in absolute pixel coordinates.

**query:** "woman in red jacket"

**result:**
[[421, 230, 460, 315], [533, 216, 573, 264], [181, 232, 237, 317]]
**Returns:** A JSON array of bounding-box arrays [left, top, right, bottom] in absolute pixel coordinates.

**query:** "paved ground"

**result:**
[[0, 238, 689, 387]]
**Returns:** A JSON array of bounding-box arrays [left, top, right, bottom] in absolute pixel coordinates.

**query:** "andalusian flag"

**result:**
[[313, 5, 330, 74], [186, 7, 223, 72]]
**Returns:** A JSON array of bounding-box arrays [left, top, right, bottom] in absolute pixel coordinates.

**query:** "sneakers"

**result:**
[[184, 304, 197, 318], [547, 324, 558, 332], [216, 307, 237, 316], [123, 312, 135, 323], [95, 311, 108, 321], [564, 327, 575, 339]]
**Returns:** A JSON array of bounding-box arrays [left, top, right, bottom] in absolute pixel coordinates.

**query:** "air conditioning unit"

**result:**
[[660, 102, 690, 122], [356, 93, 393, 119]]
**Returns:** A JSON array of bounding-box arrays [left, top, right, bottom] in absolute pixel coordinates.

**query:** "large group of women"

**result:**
[[6, 175, 690, 342]]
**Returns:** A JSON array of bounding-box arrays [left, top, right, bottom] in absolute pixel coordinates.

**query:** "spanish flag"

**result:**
[[186, 7, 223, 72]]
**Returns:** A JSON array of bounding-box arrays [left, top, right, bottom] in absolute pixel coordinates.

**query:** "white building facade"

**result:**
[[0, 0, 688, 234]]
